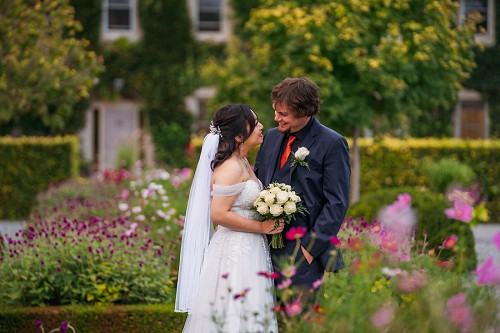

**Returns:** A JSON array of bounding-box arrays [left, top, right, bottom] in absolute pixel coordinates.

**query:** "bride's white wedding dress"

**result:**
[[182, 179, 278, 333]]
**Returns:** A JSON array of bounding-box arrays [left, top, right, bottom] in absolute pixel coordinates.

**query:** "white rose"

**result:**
[[256, 203, 270, 215], [270, 187, 281, 194], [284, 201, 297, 214], [259, 190, 270, 198], [275, 191, 289, 204], [269, 204, 284, 217], [264, 193, 276, 205], [284, 185, 292, 191], [290, 194, 300, 202], [294, 147, 310, 161]]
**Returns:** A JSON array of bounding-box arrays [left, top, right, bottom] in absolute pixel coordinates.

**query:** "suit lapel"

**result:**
[[267, 133, 285, 184], [290, 118, 320, 176]]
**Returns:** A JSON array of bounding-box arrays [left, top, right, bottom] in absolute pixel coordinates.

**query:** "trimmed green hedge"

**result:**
[[0, 136, 79, 220], [0, 304, 186, 333], [348, 187, 477, 270]]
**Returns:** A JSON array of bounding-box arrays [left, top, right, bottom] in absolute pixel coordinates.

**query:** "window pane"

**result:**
[[465, 0, 489, 34], [198, 0, 220, 32], [108, 9, 130, 30], [109, 0, 130, 5]]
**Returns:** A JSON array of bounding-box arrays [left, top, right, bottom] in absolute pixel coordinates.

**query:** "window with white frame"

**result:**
[[188, 0, 230, 42], [198, 0, 221, 32], [459, 0, 495, 46], [102, 0, 141, 42]]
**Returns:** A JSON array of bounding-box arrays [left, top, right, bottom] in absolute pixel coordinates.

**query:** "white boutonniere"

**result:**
[[291, 147, 310, 169]]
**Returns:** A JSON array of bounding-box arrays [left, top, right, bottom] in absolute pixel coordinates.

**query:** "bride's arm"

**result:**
[[211, 159, 283, 235]]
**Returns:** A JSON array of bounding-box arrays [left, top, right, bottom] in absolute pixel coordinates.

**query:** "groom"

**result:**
[[254, 77, 351, 290]]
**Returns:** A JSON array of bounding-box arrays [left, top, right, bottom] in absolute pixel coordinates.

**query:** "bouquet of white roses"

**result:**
[[253, 182, 308, 249]]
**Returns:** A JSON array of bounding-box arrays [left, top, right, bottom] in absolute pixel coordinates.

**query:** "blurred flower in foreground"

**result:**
[[286, 299, 302, 316], [445, 293, 474, 333], [444, 200, 473, 223], [371, 305, 395, 330], [475, 257, 500, 286]]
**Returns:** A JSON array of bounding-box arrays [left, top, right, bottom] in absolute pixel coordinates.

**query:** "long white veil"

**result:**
[[175, 133, 219, 313]]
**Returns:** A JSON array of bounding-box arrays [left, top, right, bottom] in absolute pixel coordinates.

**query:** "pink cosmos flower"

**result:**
[[446, 293, 474, 333], [286, 299, 302, 316], [285, 227, 307, 240], [443, 235, 458, 248], [312, 277, 324, 289], [233, 288, 250, 300], [394, 270, 428, 293], [475, 257, 500, 286], [492, 231, 500, 251], [444, 200, 473, 223], [277, 279, 292, 290], [371, 306, 395, 330], [386, 193, 412, 214]]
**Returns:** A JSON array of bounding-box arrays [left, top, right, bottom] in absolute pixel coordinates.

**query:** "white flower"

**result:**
[[256, 202, 270, 215], [269, 204, 284, 217], [294, 147, 310, 161], [264, 193, 276, 205], [276, 191, 289, 204], [290, 193, 301, 202], [284, 185, 292, 191], [259, 190, 271, 198], [284, 201, 297, 214], [132, 206, 142, 214], [119, 203, 129, 211], [269, 187, 281, 194]]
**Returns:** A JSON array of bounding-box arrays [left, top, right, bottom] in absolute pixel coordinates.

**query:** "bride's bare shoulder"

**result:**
[[213, 157, 244, 185]]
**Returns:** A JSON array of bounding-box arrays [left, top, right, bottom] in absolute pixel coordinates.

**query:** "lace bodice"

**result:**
[[212, 179, 262, 221]]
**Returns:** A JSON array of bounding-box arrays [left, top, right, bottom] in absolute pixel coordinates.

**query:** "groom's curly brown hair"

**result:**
[[271, 77, 322, 117]]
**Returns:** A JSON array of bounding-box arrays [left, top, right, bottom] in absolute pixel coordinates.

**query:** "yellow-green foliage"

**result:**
[[0, 304, 186, 333], [0, 136, 79, 220]]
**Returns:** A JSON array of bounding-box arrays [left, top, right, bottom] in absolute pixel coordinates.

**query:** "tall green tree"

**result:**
[[205, 0, 476, 201], [0, 0, 103, 135]]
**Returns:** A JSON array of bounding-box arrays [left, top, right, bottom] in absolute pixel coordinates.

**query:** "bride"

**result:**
[[175, 104, 283, 333]]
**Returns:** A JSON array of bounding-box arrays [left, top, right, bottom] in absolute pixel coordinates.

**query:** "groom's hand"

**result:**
[[301, 245, 314, 264]]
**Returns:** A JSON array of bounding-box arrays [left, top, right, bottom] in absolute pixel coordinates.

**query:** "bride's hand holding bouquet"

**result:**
[[253, 182, 308, 249]]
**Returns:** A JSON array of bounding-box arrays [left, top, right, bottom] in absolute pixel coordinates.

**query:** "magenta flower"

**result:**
[[446, 293, 474, 333], [371, 306, 395, 330], [386, 193, 412, 214], [285, 299, 302, 316], [475, 257, 500, 286], [257, 271, 279, 279], [444, 200, 473, 223], [312, 277, 324, 289], [285, 227, 307, 240], [233, 288, 250, 300], [492, 231, 500, 251], [329, 236, 341, 246], [35, 321, 43, 327], [60, 321, 69, 332], [443, 235, 458, 248]]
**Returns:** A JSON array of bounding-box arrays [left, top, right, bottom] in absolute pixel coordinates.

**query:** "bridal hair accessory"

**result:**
[[175, 133, 219, 312], [209, 121, 222, 137]]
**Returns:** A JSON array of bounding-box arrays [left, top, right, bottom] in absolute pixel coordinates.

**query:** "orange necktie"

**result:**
[[280, 135, 296, 169]]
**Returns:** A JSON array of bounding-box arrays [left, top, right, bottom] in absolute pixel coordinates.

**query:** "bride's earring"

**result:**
[[239, 142, 244, 155]]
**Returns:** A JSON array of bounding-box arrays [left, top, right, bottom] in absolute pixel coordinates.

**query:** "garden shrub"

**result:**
[[420, 157, 476, 193], [0, 136, 79, 219], [0, 304, 186, 333], [347, 187, 477, 270]]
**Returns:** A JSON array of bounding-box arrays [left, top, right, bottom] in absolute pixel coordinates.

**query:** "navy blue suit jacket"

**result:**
[[254, 117, 351, 272]]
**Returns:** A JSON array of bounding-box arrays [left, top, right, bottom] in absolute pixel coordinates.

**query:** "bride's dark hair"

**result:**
[[211, 104, 256, 170]]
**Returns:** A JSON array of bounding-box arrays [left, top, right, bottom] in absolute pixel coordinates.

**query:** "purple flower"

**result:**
[[60, 321, 69, 332], [475, 257, 500, 286], [444, 200, 473, 223], [492, 231, 500, 251], [35, 320, 43, 327]]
